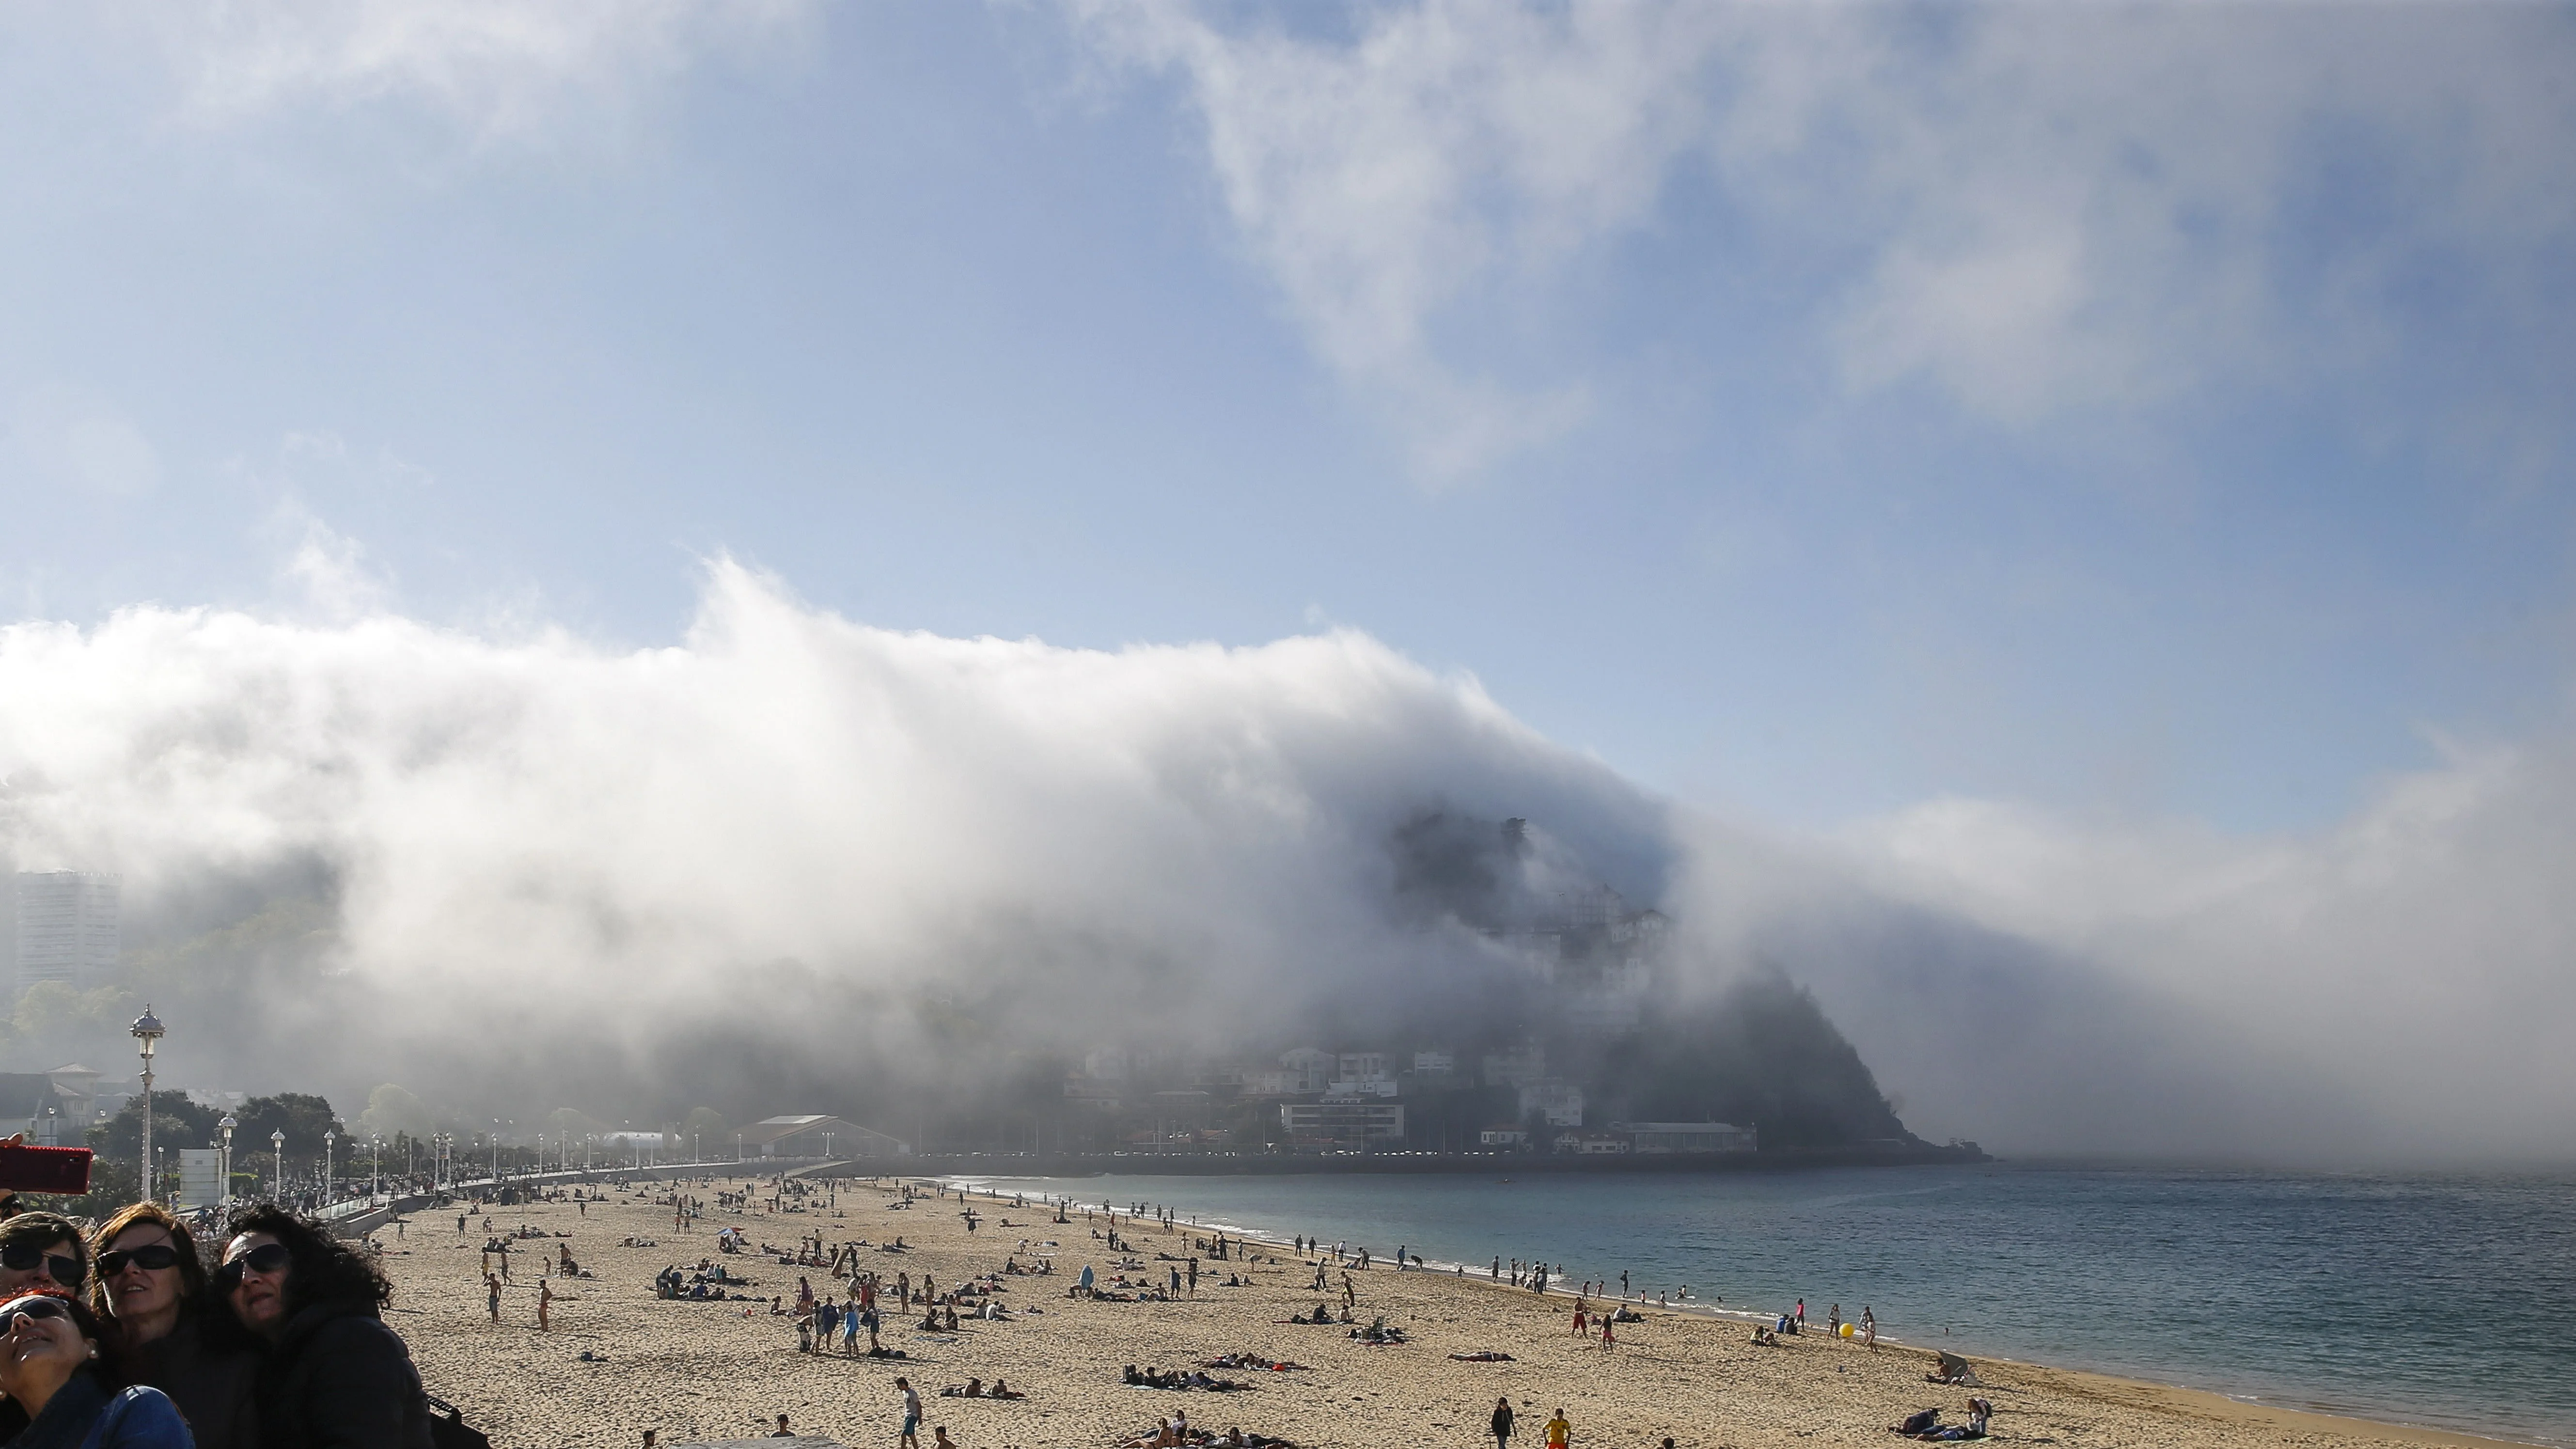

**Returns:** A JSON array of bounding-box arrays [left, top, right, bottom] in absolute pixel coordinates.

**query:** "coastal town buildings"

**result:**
[[10, 870, 119, 993], [1045, 868, 1749, 1154]]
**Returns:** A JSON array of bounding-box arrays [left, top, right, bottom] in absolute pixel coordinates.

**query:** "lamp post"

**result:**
[[129, 1005, 165, 1202], [218, 1115, 237, 1211], [322, 1131, 335, 1204], [271, 1129, 285, 1196]]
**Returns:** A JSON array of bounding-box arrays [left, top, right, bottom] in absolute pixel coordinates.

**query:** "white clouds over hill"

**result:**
[[3, 565, 2571, 1161]]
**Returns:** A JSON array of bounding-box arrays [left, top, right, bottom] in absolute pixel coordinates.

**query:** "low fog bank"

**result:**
[[2, 563, 2568, 1166]]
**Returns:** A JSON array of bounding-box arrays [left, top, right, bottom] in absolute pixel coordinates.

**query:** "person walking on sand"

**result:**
[[1600, 1314, 1616, 1350], [1491, 1397, 1514, 1449], [486, 1273, 502, 1323], [1572, 1302, 1586, 1337], [1544, 1407, 1571, 1449], [896, 1376, 922, 1449], [538, 1277, 553, 1331], [1796, 1298, 1806, 1329], [1862, 1306, 1877, 1350]]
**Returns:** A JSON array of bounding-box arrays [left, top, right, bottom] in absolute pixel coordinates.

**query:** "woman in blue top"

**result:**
[[0, 1290, 193, 1449]]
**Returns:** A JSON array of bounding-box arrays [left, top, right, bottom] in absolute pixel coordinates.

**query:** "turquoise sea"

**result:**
[[951, 1164, 2576, 1446]]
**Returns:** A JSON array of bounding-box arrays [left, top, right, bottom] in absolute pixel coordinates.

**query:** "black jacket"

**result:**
[[253, 1302, 431, 1449], [121, 1312, 259, 1449]]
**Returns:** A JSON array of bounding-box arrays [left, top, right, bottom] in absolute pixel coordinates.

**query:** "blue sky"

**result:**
[[4, 0, 2572, 834]]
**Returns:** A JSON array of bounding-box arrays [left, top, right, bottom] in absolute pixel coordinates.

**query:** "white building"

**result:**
[[1238, 1069, 1303, 1098], [1278, 1099, 1404, 1148], [13, 872, 118, 992], [1412, 1050, 1455, 1075], [1277, 1048, 1334, 1092], [1335, 1052, 1388, 1080], [1481, 1041, 1546, 1088], [1325, 1075, 1399, 1099], [1518, 1079, 1585, 1127]]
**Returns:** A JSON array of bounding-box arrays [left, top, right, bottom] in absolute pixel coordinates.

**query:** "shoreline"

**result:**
[[385, 1173, 2549, 1449], [893, 1145, 1989, 1177], [924, 1173, 2549, 1449]]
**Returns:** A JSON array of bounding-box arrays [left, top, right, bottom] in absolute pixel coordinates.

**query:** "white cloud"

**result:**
[[1, 557, 2568, 1159], [1077, 2, 2576, 463], [1077, 0, 1717, 478], [1827, 729, 2576, 1160], [143, 0, 811, 139], [0, 558, 1668, 1071]]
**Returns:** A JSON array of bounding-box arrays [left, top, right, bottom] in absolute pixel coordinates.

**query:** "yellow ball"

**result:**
[[1840, 1323, 1855, 1339]]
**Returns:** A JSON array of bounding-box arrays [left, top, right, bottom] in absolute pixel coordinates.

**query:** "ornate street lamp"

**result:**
[[129, 1006, 165, 1203], [271, 1129, 285, 1194], [322, 1130, 335, 1203], [218, 1115, 237, 1211]]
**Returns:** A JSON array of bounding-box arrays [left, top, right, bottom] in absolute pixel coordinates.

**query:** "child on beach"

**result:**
[[1545, 1408, 1571, 1449]]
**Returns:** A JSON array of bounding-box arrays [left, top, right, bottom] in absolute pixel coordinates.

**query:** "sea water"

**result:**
[[956, 1164, 2576, 1445]]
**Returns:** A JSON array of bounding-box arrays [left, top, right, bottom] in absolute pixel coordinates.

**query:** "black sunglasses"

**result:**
[[0, 1294, 72, 1332], [97, 1244, 182, 1276], [214, 1242, 292, 1291], [0, 1243, 84, 1289]]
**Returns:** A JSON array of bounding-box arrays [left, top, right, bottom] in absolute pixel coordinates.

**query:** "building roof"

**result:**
[[742, 1115, 907, 1150]]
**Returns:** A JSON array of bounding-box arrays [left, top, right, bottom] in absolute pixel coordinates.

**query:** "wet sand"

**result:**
[[381, 1177, 2530, 1449]]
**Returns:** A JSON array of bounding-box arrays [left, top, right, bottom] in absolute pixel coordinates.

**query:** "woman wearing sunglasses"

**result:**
[[213, 1207, 430, 1449], [0, 1289, 194, 1447], [84, 1206, 254, 1449], [0, 1216, 88, 1303], [0, 1213, 92, 1444]]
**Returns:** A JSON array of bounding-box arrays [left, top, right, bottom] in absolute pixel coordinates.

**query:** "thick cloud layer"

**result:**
[[3, 564, 2569, 1164], [0, 561, 1673, 1101]]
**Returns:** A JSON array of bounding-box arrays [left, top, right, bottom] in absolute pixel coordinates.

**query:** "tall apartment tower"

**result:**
[[11, 872, 120, 995]]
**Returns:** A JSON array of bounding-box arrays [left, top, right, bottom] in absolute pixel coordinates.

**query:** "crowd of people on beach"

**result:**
[[0, 1191, 441, 1448]]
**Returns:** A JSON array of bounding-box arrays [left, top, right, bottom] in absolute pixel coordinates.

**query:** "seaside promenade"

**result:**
[[385, 1177, 2519, 1449]]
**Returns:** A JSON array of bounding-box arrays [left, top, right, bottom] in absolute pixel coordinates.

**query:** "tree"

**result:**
[[681, 1107, 728, 1153], [232, 1093, 346, 1167], [93, 1090, 226, 1165], [358, 1084, 432, 1139]]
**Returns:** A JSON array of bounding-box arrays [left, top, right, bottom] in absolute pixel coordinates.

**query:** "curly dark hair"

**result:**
[[217, 1204, 392, 1318]]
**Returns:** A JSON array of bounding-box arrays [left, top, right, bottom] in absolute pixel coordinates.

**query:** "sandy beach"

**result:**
[[382, 1177, 2528, 1449]]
